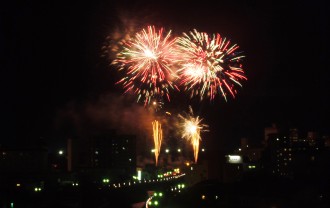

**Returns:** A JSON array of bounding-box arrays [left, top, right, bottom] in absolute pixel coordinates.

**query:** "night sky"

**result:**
[[1, 0, 330, 151]]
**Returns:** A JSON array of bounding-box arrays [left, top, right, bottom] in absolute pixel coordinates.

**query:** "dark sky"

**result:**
[[1, 0, 330, 151]]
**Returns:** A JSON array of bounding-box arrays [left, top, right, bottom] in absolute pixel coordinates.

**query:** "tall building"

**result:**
[[264, 123, 278, 146], [110, 134, 137, 176], [289, 128, 299, 144], [324, 135, 330, 147], [267, 134, 293, 177], [68, 130, 137, 181], [307, 131, 318, 147], [263, 128, 328, 179]]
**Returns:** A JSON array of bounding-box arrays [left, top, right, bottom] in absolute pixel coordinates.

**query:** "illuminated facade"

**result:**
[[265, 129, 326, 179], [267, 134, 293, 177]]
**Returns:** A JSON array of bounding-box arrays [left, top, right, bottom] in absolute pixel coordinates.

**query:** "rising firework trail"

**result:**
[[111, 25, 180, 106], [178, 106, 208, 163], [152, 120, 163, 166], [176, 29, 247, 101]]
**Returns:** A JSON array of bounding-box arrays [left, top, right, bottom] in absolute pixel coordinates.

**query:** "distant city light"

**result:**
[[103, 178, 110, 183], [34, 187, 41, 192], [58, 150, 64, 155], [226, 155, 243, 164], [165, 149, 169, 153], [137, 169, 142, 180], [177, 148, 181, 152]]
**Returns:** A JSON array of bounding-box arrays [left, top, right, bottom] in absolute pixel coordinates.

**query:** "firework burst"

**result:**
[[148, 95, 164, 113], [178, 106, 208, 163], [176, 29, 247, 101], [111, 25, 180, 106]]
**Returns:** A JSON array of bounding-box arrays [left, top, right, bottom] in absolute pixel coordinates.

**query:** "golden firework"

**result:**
[[152, 120, 163, 166]]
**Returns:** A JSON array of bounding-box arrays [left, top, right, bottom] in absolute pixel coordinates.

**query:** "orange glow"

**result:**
[[152, 120, 163, 166]]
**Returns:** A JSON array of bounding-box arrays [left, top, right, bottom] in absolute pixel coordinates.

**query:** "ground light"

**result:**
[[147, 192, 164, 207], [102, 178, 110, 183], [34, 187, 42, 192]]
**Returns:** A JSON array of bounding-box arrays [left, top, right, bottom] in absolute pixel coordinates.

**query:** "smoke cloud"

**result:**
[[54, 93, 156, 139]]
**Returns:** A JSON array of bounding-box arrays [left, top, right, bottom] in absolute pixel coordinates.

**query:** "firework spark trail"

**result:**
[[179, 106, 208, 163], [152, 120, 163, 166], [112, 25, 180, 106], [176, 29, 247, 101], [148, 95, 164, 113]]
